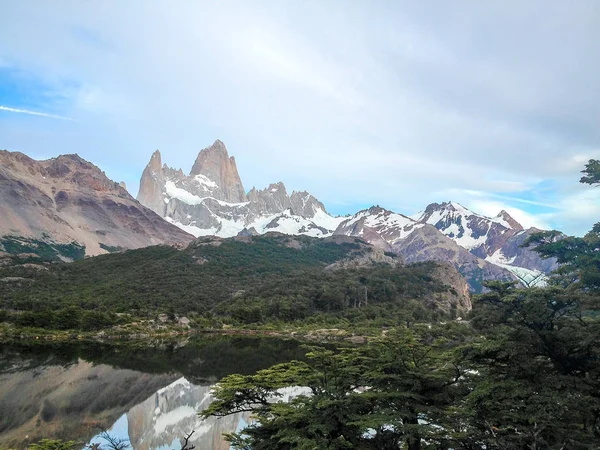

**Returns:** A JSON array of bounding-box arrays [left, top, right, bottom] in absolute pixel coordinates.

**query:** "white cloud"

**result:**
[[0, 1, 599, 236], [0, 105, 73, 120]]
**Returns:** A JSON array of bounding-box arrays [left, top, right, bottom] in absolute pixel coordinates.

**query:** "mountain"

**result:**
[[0, 150, 194, 259], [393, 224, 516, 292], [413, 201, 558, 285], [136, 142, 557, 290], [334, 206, 424, 251], [125, 378, 249, 450], [137, 140, 344, 238], [0, 357, 177, 448], [335, 207, 516, 290]]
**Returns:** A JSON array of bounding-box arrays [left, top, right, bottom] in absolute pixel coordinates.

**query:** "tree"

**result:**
[[28, 440, 77, 450], [524, 158, 600, 300], [579, 159, 600, 186], [202, 329, 469, 450], [464, 282, 600, 448]]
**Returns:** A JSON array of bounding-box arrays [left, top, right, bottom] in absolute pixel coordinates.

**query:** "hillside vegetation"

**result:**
[[0, 234, 469, 331]]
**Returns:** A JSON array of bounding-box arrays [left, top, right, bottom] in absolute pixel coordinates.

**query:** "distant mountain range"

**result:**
[[0, 141, 557, 290], [136, 140, 557, 290]]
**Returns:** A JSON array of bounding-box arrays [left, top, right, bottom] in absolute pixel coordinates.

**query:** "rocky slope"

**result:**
[[137, 140, 344, 238], [334, 204, 556, 291], [393, 225, 516, 292], [413, 202, 557, 284], [0, 150, 194, 257]]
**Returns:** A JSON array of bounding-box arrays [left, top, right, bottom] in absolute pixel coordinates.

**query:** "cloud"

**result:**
[[464, 199, 551, 230], [0, 1, 599, 236], [0, 105, 73, 120]]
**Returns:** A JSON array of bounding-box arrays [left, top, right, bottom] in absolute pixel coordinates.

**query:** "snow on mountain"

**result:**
[[335, 206, 423, 245], [138, 141, 343, 239], [413, 202, 557, 282], [414, 201, 523, 251], [136, 142, 556, 290], [486, 249, 547, 287]]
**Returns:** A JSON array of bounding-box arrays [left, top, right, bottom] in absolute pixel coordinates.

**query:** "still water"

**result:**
[[0, 336, 309, 449]]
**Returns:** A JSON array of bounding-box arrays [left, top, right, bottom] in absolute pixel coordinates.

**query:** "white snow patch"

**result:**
[[157, 377, 190, 395], [486, 249, 516, 265], [486, 252, 547, 287], [311, 208, 346, 231], [165, 181, 249, 208], [193, 174, 218, 189], [165, 217, 214, 237]]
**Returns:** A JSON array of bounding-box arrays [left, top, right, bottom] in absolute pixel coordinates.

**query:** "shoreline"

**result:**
[[0, 324, 370, 345]]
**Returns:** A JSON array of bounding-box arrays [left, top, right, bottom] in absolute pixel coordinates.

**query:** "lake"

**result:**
[[0, 336, 311, 449]]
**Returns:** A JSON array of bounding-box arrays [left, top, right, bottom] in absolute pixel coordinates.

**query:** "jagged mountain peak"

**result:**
[[190, 139, 233, 175], [495, 210, 523, 231], [147, 149, 162, 172], [137, 141, 343, 239], [334, 205, 422, 248], [187, 140, 246, 203], [422, 201, 474, 217]]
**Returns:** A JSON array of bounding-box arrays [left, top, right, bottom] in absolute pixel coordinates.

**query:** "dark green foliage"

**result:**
[[98, 243, 125, 253], [204, 283, 600, 449], [27, 439, 77, 450], [217, 262, 453, 324], [5, 307, 116, 331], [202, 328, 471, 450], [464, 282, 600, 449], [0, 236, 458, 328], [0, 236, 85, 262], [579, 158, 600, 185]]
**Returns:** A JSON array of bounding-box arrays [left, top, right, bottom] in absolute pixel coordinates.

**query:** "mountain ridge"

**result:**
[[0, 144, 557, 290], [0, 149, 194, 258]]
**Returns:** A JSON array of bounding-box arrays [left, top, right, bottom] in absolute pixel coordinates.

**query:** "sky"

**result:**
[[1, 1, 599, 236]]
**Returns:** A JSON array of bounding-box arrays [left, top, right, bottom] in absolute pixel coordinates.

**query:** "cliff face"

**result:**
[[137, 140, 344, 238], [0, 150, 194, 257], [137, 150, 167, 216], [189, 140, 247, 203]]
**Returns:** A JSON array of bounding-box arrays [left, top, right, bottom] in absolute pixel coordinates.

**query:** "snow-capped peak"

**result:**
[[335, 205, 423, 244]]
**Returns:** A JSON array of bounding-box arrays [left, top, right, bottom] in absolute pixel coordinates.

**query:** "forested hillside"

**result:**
[[0, 234, 469, 330]]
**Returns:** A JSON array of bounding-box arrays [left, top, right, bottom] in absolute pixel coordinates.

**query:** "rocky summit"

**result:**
[[0, 150, 193, 257], [137, 140, 344, 238]]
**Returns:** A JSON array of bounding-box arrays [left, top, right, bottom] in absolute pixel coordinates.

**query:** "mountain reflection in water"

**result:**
[[86, 377, 249, 450], [0, 336, 309, 449]]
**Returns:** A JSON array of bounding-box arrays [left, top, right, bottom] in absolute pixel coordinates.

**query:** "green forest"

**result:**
[[0, 235, 465, 331]]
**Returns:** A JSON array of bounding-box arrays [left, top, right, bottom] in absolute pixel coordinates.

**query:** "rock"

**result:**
[[0, 150, 193, 257], [177, 316, 191, 327], [137, 150, 166, 216], [393, 225, 515, 292], [189, 140, 247, 203], [136, 140, 342, 238], [157, 314, 169, 323]]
